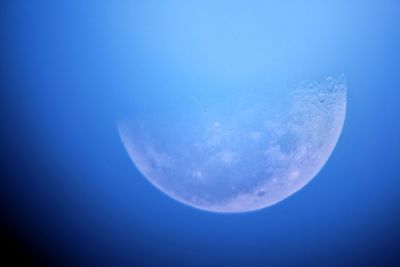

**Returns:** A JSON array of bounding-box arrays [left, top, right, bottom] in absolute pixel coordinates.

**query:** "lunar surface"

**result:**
[[118, 76, 347, 213]]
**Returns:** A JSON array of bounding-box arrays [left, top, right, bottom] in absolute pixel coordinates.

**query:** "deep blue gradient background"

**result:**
[[1, 1, 400, 266]]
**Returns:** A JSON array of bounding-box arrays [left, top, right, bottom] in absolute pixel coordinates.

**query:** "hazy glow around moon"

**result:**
[[118, 76, 346, 213]]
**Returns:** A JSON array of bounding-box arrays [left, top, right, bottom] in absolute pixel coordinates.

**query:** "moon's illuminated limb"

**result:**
[[118, 76, 347, 213]]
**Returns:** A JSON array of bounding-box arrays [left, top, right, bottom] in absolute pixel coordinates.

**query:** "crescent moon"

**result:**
[[118, 76, 346, 213]]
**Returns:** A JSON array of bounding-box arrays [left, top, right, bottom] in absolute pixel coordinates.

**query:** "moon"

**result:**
[[117, 76, 346, 213]]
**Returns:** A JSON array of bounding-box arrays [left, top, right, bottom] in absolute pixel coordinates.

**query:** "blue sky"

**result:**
[[1, 1, 400, 266]]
